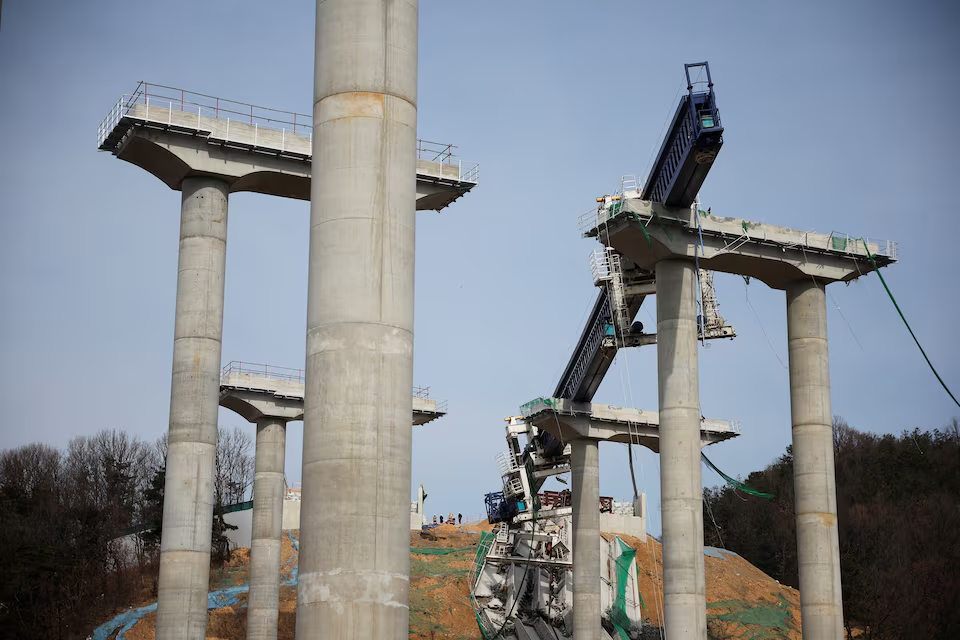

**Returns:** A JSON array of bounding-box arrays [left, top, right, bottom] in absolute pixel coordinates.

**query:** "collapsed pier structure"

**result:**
[[473, 61, 897, 639], [471, 407, 739, 638]]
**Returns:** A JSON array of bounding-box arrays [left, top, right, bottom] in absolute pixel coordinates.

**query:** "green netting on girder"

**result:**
[[630, 211, 653, 247], [832, 236, 848, 251], [610, 537, 639, 640], [474, 531, 495, 567], [702, 453, 774, 499]]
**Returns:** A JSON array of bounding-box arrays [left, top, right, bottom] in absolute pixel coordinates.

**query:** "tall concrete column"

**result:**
[[655, 259, 706, 639], [570, 438, 601, 638], [156, 177, 229, 640], [786, 280, 844, 638], [248, 418, 287, 640], [297, 1, 418, 639]]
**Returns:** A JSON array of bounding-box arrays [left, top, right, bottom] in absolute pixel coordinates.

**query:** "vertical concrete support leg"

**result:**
[[656, 259, 706, 639], [298, 1, 418, 639], [248, 418, 287, 640], [571, 438, 601, 638], [156, 177, 229, 640], [786, 280, 844, 638]]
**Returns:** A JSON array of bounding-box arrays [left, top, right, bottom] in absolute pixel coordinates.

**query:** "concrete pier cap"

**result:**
[[520, 396, 740, 452], [97, 82, 478, 211], [218, 362, 448, 426], [586, 198, 897, 289]]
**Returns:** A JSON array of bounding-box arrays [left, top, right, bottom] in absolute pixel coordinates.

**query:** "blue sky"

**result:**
[[1, 0, 957, 533]]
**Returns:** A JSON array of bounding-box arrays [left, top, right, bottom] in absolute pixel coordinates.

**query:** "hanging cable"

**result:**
[[701, 452, 774, 499], [862, 240, 960, 408], [825, 283, 865, 352], [620, 349, 664, 640], [743, 279, 788, 370], [702, 490, 725, 548]]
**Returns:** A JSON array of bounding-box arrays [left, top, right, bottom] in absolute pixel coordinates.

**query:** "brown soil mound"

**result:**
[[605, 532, 801, 638], [123, 527, 799, 639]]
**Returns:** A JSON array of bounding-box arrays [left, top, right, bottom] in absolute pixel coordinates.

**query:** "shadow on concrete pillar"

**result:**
[[571, 438, 601, 638], [156, 177, 229, 640], [248, 418, 287, 640], [656, 258, 707, 639], [786, 279, 844, 638], [297, 0, 419, 638]]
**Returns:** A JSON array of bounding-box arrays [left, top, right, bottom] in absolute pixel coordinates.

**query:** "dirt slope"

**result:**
[[114, 523, 799, 639], [603, 533, 801, 639]]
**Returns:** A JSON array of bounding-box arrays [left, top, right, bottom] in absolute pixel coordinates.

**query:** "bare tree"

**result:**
[[214, 426, 254, 506]]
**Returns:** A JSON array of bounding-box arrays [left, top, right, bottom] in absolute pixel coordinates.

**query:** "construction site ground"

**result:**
[[102, 522, 800, 639]]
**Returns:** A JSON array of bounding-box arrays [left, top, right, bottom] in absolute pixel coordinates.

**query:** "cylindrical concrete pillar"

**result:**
[[248, 418, 287, 640], [786, 280, 844, 638], [655, 258, 706, 639], [571, 438, 601, 638], [156, 177, 229, 640], [297, 1, 418, 639]]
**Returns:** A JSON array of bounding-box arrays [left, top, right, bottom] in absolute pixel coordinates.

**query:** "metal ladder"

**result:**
[[698, 268, 723, 331], [503, 476, 524, 497], [589, 248, 630, 341]]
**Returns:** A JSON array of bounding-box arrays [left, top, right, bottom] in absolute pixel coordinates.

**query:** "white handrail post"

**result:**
[[255, 123, 258, 147], [226, 118, 230, 142], [281, 129, 285, 153], [169, 101, 172, 125]]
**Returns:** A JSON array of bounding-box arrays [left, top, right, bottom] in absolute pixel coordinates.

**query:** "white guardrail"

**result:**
[[98, 82, 479, 184]]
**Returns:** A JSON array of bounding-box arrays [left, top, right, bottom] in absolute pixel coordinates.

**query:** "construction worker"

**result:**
[[432, 514, 437, 524], [458, 513, 462, 524], [439, 515, 444, 524]]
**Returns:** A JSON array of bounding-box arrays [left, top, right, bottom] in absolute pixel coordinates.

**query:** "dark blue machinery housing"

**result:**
[[485, 491, 518, 524], [641, 62, 723, 208]]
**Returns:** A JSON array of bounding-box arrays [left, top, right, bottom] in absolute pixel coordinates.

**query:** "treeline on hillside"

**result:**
[[702, 417, 960, 639], [0, 427, 254, 639]]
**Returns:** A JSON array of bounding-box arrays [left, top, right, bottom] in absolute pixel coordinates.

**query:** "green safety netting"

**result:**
[[412, 546, 474, 555], [474, 531, 495, 567], [702, 453, 774, 499], [610, 537, 639, 640]]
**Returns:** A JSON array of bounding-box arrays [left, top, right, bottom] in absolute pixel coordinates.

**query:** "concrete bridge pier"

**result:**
[[156, 177, 230, 640], [786, 279, 844, 638], [570, 438, 601, 638], [248, 417, 288, 640], [656, 258, 707, 639], [298, 0, 419, 638]]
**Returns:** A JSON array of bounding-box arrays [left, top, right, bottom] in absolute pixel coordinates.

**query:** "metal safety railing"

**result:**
[[221, 361, 306, 384], [496, 452, 521, 476], [826, 232, 899, 261], [98, 82, 479, 183], [413, 385, 448, 412], [220, 364, 448, 409], [416, 139, 480, 184]]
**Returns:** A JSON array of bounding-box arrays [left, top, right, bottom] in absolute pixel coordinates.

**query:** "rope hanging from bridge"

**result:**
[[701, 452, 774, 499], [862, 240, 960, 409]]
